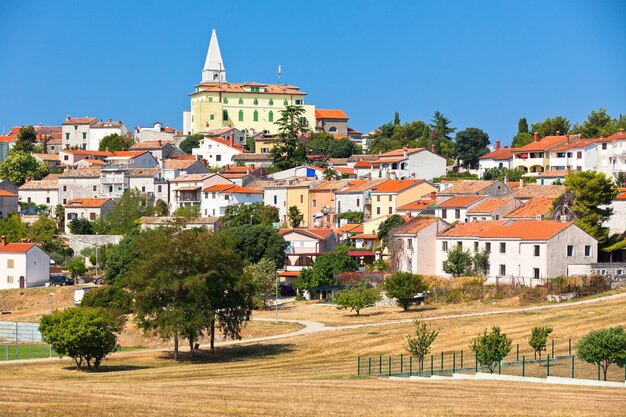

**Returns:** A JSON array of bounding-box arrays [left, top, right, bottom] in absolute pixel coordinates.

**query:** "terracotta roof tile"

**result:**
[[315, 109, 349, 120], [397, 199, 436, 211], [62, 117, 97, 125], [0, 243, 36, 253], [467, 197, 514, 213], [513, 184, 564, 199], [394, 216, 438, 234], [131, 141, 174, 149], [0, 190, 18, 197], [65, 198, 112, 208], [514, 134, 580, 152], [437, 195, 486, 208], [551, 138, 598, 152], [479, 148, 515, 160], [505, 197, 554, 219], [194, 81, 306, 96], [18, 174, 60, 190], [439, 180, 497, 195], [438, 220, 574, 240], [372, 179, 425, 194], [164, 159, 197, 170]]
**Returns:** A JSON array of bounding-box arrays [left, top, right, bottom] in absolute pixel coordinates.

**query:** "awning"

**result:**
[[175, 186, 201, 191], [348, 251, 376, 257], [279, 271, 301, 277]]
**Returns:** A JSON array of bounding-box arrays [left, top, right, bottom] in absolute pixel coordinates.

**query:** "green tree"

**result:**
[[394, 112, 400, 126], [295, 249, 359, 291], [322, 167, 338, 180], [429, 111, 456, 158], [80, 286, 133, 314], [0, 150, 50, 186], [12, 126, 38, 153], [179, 134, 204, 154], [529, 326, 553, 361], [68, 218, 94, 235], [576, 326, 626, 381], [570, 108, 616, 139], [391, 120, 431, 149], [406, 319, 439, 371], [512, 132, 533, 148], [336, 211, 364, 224], [270, 105, 308, 170], [518, 117, 529, 134], [39, 307, 124, 370], [563, 170, 618, 244], [455, 128, 490, 168], [243, 258, 277, 308], [172, 205, 200, 218], [27, 216, 56, 247], [378, 214, 406, 247], [222, 202, 279, 228], [99, 189, 155, 234], [443, 245, 474, 278], [0, 214, 27, 243], [470, 326, 512, 373], [326, 138, 356, 158], [332, 283, 381, 316], [472, 249, 490, 277], [227, 224, 286, 268], [105, 232, 141, 285], [155, 199, 168, 216], [98, 133, 134, 152], [530, 116, 571, 138], [288, 205, 303, 228], [384, 272, 428, 311], [482, 167, 522, 182], [68, 257, 87, 279]]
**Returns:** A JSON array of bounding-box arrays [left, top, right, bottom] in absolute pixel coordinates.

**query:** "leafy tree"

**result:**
[[482, 167, 522, 182], [179, 134, 204, 154], [443, 245, 474, 277], [391, 120, 431, 149], [172, 205, 200, 218], [0, 150, 50, 186], [288, 205, 303, 228], [378, 214, 406, 247], [529, 326, 553, 361], [105, 232, 141, 285], [226, 224, 286, 269], [394, 112, 400, 126], [0, 214, 27, 242], [576, 326, 626, 381], [68, 257, 87, 278], [455, 128, 489, 168], [326, 138, 356, 158], [243, 258, 277, 308], [81, 243, 113, 271], [222, 202, 279, 229], [155, 200, 168, 216], [68, 218, 94, 235], [98, 133, 134, 152], [470, 326, 512, 373], [518, 117, 529, 134], [27, 216, 57, 246], [80, 286, 133, 314], [472, 249, 490, 277], [322, 167, 338, 180], [563, 170, 618, 244], [384, 272, 427, 311], [429, 111, 456, 158], [336, 211, 364, 224], [570, 108, 618, 139], [406, 319, 439, 371], [12, 126, 37, 153], [99, 189, 154, 234], [39, 307, 124, 370], [295, 249, 359, 291], [332, 283, 380, 316], [512, 132, 533, 148], [530, 116, 571, 138], [270, 105, 308, 170]]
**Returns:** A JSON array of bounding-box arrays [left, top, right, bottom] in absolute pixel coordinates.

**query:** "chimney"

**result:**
[[520, 178, 524, 188], [230, 136, 234, 147], [403, 146, 408, 158], [158, 139, 162, 147], [620, 128, 625, 134], [565, 134, 570, 144], [430, 191, 437, 200], [431, 144, 436, 153], [108, 118, 112, 123], [504, 145, 509, 149], [556, 130, 561, 136], [495, 140, 501, 150], [534, 132, 539, 142], [0, 236, 6, 247], [251, 164, 255, 170], [66, 115, 70, 121]]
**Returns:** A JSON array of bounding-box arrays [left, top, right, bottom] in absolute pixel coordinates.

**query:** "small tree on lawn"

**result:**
[[442, 245, 473, 277], [470, 326, 512, 373], [384, 272, 428, 311], [332, 284, 381, 316], [529, 326, 553, 361], [576, 326, 626, 381], [406, 319, 439, 371], [39, 307, 124, 370], [244, 258, 277, 308]]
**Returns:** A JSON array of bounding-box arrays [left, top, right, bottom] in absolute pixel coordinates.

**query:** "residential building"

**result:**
[[64, 198, 115, 234], [334, 179, 387, 225], [466, 197, 521, 222], [32, 153, 60, 170], [169, 173, 232, 212], [200, 184, 263, 217], [58, 168, 103, 205], [371, 179, 437, 217], [547, 137, 599, 172], [536, 170, 569, 185], [61, 116, 98, 150], [604, 191, 626, 235], [478, 140, 515, 178], [268, 165, 325, 180], [285, 181, 317, 228], [395, 197, 437, 217], [163, 158, 209, 181], [89, 119, 129, 151], [0, 238, 50, 290], [130, 140, 185, 161], [184, 30, 317, 136], [391, 217, 449, 275], [233, 153, 274, 167], [512, 183, 564, 202], [134, 122, 177, 142], [356, 147, 446, 181], [511, 132, 581, 175], [505, 197, 554, 220], [254, 135, 279, 155], [436, 220, 597, 285], [597, 129, 626, 180], [192, 137, 247, 168], [0, 134, 15, 162], [279, 228, 336, 284], [104, 151, 159, 169], [59, 149, 111, 167], [200, 127, 246, 148], [315, 109, 349, 137], [18, 175, 60, 211], [46, 138, 63, 154], [309, 180, 351, 228], [437, 180, 512, 198], [435, 195, 489, 223], [0, 190, 19, 219]]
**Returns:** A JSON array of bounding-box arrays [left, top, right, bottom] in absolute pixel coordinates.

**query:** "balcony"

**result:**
[[100, 174, 126, 184]]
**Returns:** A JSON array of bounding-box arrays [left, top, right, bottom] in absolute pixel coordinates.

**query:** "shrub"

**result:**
[[470, 326, 512, 373], [80, 286, 133, 314], [384, 272, 428, 311], [333, 284, 381, 316]]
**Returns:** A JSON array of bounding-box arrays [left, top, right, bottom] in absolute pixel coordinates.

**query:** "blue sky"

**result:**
[[0, 0, 624, 145]]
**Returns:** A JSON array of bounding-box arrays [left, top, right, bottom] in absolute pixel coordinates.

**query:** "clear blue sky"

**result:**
[[1, 0, 624, 145]]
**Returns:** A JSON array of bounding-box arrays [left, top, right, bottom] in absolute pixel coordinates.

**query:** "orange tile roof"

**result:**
[[440, 180, 498, 195], [439, 220, 573, 240], [597, 129, 626, 143], [62, 117, 97, 125], [278, 228, 333, 240], [81, 159, 106, 165], [306, 229, 334, 239], [394, 216, 439, 234], [315, 109, 349, 120], [615, 192, 626, 200], [372, 179, 425, 194], [164, 159, 197, 170], [207, 137, 247, 152], [479, 147, 515, 160], [505, 197, 554, 219], [0, 243, 36, 253], [193, 81, 306, 96], [107, 151, 149, 158], [352, 233, 378, 240], [0, 190, 18, 197], [379, 148, 425, 158], [203, 184, 263, 194], [551, 138, 598, 152], [131, 141, 175, 149], [514, 134, 580, 152], [65, 198, 112, 208], [467, 197, 513, 213], [537, 170, 569, 178], [203, 184, 236, 192], [335, 167, 355, 175], [62, 150, 112, 157], [437, 195, 486, 208], [397, 199, 436, 211], [337, 223, 364, 233], [354, 160, 379, 168], [310, 180, 351, 191], [0, 135, 16, 143], [513, 184, 564, 199]]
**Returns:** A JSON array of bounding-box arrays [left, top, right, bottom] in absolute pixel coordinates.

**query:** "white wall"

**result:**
[[0, 247, 50, 290], [604, 200, 626, 235], [264, 188, 288, 224], [192, 138, 241, 168], [18, 189, 59, 209]]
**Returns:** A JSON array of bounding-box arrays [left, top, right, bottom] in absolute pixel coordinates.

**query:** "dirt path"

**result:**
[[3, 291, 626, 365]]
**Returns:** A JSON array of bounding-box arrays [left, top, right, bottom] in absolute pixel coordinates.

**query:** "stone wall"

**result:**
[[67, 234, 123, 254]]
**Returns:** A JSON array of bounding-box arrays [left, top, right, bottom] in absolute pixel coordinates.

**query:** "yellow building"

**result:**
[[184, 30, 316, 136], [371, 180, 437, 217], [286, 183, 313, 228]]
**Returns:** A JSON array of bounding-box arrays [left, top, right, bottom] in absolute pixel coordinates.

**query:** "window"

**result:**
[[82, 132, 87, 139], [584, 245, 592, 257], [312, 200, 317, 208], [27, 197, 31, 203], [602, 143, 607, 150], [534, 268, 540, 279], [253, 110, 259, 122], [93, 185, 97, 192], [300, 195, 303, 204], [577, 151, 582, 159], [499, 264, 506, 275], [567, 245, 574, 257], [376, 207, 381, 215], [7, 259, 14, 269], [455, 209, 460, 219], [238, 98, 243, 104], [329, 127, 337, 132], [283, 99, 288, 105], [499, 242, 506, 253], [239, 110, 244, 122], [441, 209, 447, 219], [269, 98, 273, 105], [295, 100, 303, 105], [250, 87, 260, 92], [157, 185, 162, 193], [223, 97, 229, 104], [89, 212, 96, 220], [63, 199, 67, 204], [74, 125, 78, 130], [408, 239, 413, 249], [7, 276, 14, 284], [268, 111, 273, 122], [376, 195, 380, 202], [216, 155, 221, 162], [141, 186, 146, 192], [474, 242, 479, 252], [46, 197, 50, 203], [442, 241, 448, 252], [208, 97, 213, 102], [337, 201, 341, 213], [65, 133, 70, 140], [253, 98, 258, 105], [223, 110, 229, 120], [210, 114, 215, 120], [356, 198, 360, 207], [388, 207, 393, 214], [388, 195, 392, 202], [533, 245, 540, 256], [273, 195, 277, 205], [63, 185, 67, 192]]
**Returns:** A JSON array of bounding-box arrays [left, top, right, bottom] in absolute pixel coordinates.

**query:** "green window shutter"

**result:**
[[210, 114, 215, 120], [269, 98, 273, 105], [82, 132, 86, 139], [253, 98, 258, 105], [253, 110, 258, 122], [283, 99, 288, 105], [65, 133, 70, 140], [239, 110, 244, 122], [223, 97, 229, 104], [238, 98, 243, 104], [268, 110, 273, 122], [223, 110, 229, 120], [209, 97, 213, 102]]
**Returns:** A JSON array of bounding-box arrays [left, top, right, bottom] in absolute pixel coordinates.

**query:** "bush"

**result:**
[[332, 284, 381, 316], [384, 272, 427, 311], [68, 218, 93, 235], [80, 286, 133, 314]]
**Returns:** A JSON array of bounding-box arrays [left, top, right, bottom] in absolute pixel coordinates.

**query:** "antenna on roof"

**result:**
[[277, 64, 282, 85]]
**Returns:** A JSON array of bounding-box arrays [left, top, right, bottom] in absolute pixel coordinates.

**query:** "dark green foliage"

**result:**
[[482, 167, 522, 182], [442, 245, 474, 277], [243, 258, 277, 308], [429, 111, 456, 158], [98, 189, 155, 235], [368, 118, 431, 154], [455, 127, 490, 169], [307, 132, 355, 158], [384, 272, 427, 311], [332, 283, 381, 316], [518, 118, 529, 134], [270, 105, 308, 170], [68, 257, 87, 278], [80, 286, 133, 314], [0, 150, 50, 186], [472, 249, 490, 277], [530, 116, 571, 138], [179, 134, 204, 154], [98, 133, 134, 152], [222, 202, 279, 228], [68, 218, 94, 235], [155, 200, 168, 216], [512, 132, 533, 148], [470, 326, 512, 373], [172, 205, 200, 218], [227, 224, 286, 268], [288, 205, 303, 228], [529, 326, 553, 361], [378, 214, 406, 247], [336, 211, 364, 223], [0, 214, 27, 243], [295, 249, 359, 291], [570, 108, 626, 139], [576, 326, 626, 381], [13, 126, 37, 153], [105, 232, 141, 285], [39, 307, 124, 369]]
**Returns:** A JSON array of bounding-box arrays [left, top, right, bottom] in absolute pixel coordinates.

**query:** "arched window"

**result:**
[[223, 110, 229, 120], [238, 98, 243, 104], [269, 98, 273, 105], [238, 110, 244, 122], [283, 99, 288, 105], [253, 98, 258, 105], [253, 110, 259, 122], [223, 97, 229, 104], [268, 110, 274, 122], [329, 127, 337, 132]]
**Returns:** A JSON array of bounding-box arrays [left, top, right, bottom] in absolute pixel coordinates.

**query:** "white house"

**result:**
[[604, 192, 626, 235], [130, 140, 185, 161], [478, 141, 514, 178], [104, 151, 158, 169], [334, 179, 387, 226], [0, 190, 19, 219], [278, 228, 336, 284], [64, 198, 115, 234], [200, 184, 263, 217], [597, 129, 626, 180], [192, 137, 248, 168], [163, 158, 209, 181], [267, 165, 325, 180], [436, 220, 597, 285], [140, 216, 222, 232], [434, 195, 488, 223], [18, 174, 60, 211], [59, 150, 111, 167], [169, 173, 232, 212], [58, 168, 103, 205], [547, 137, 599, 172], [0, 238, 50, 289], [264, 185, 289, 224], [134, 122, 177, 142], [392, 217, 449, 275], [61, 116, 97, 150], [356, 147, 446, 181], [89, 120, 129, 151]]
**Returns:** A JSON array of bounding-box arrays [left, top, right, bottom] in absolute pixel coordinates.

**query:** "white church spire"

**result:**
[[202, 29, 226, 83]]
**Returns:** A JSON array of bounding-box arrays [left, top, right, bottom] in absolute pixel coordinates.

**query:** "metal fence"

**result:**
[[0, 321, 55, 361]]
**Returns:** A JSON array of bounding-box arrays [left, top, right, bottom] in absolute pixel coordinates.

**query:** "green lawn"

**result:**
[[0, 343, 144, 361]]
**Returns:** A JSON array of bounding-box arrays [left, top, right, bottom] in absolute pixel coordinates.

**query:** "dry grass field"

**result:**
[[1, 292, 626, 416]]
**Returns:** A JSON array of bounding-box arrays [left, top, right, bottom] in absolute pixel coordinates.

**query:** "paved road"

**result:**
[[3, 291, 625, 365]]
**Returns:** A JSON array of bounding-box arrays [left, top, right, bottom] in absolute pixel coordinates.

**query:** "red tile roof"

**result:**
[[65, 198, 112, 208], [597, 129, 626, 143], [315, 109, 349, 120], [194, 81, 306, 96], [164, 159, 197, 170], [131, 141, 174, 149], [395, 216, 439, 234], [551, 138, 598, 152], [207, 137, 247, 152], [437, 195, 486, 208], [439, 220, 574, 240], [372, 179, 425, 194], [615, 192, 626, 200], [107, 151, 149, 158], [352, 233, 378, 240], [0, 135, 16, 143], [278, 228, 334, 240], [203, 184, 263, 194], [0, 243, 36, 253], [379, 148, 426, 158], [62, 150, 112, 157], [0, 190, 18, 197], [514, 134, 580, 152], [62, 117, 97, 125], [397, 199, 436, 211], [479, 147, 515, 160], [505, 197, 553, 219], [467, 197, 513, 213]]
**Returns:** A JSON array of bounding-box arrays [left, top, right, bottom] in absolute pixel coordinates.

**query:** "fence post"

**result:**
[[388, 357, 392, 376], [568, 338, 572, 356], [597, 362, 600, 381], [475, 351, 478, 373], [30, 330, 33, 359], [431, 355, 434, 376], [357, 356, 361, 376], [522, 355, 525, 377], [368, 357, 372, 375], [400, 354, 403, 374], [551, 338, 555, 359], [15, 322, 18, 360], [547, 356, 550, 377], [409, 356, 413, 376], [441, 351, 444, 370], [461, 350, 464, 368], [498, 353, 501, 375], [453, 352, 456, 373], [516, 344, 519, 361], [571, 355, 575, 379], [379, 355, 382, 375]]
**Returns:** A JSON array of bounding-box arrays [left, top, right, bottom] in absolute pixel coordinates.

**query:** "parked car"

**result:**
[[278, 284, 296, 297], [93, 278, 104, 285], [50, 276, 74, 286]]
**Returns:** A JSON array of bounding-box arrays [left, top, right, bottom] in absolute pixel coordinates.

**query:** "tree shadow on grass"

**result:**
[[158, 342, 295, 364], [61, 364, 151, 373], [400, 306, 437, 314]]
